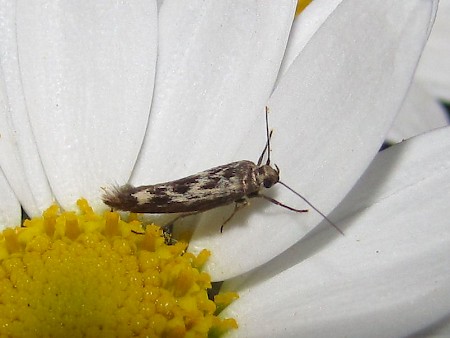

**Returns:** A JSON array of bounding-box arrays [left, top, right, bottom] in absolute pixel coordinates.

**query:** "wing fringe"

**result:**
[[102, 184, 136, 210]]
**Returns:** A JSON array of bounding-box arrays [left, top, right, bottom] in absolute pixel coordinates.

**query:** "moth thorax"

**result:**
[[256, 165, 279, 188]]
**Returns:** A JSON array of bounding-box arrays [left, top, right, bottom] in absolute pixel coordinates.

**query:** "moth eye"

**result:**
[[263, 178, 274, 188]]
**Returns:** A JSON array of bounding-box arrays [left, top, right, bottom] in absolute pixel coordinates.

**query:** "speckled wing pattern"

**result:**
[[103, 161, 260, 213]]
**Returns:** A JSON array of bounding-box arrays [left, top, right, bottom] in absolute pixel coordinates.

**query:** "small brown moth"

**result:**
[[102, 107, 343, 234]]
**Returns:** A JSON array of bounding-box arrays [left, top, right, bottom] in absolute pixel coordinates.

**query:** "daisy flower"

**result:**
[[0, 0, 446, 336]]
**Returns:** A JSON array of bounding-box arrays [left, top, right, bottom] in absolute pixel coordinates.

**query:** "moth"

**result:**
[[102, 107, 342, 234]]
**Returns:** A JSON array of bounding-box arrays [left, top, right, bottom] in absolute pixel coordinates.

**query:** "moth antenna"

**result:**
[[257, 106, 273, 166], [265, 106, 271, 165], [278, 181, 344, 236], [274, 163, 280, 175]]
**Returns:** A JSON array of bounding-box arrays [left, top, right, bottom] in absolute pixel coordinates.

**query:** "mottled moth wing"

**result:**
[[103, 161, 260, 213]]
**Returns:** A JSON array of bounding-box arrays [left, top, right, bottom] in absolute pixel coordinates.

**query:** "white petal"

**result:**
[[277, 0, 342, 83], [0, 167, 21, 230], [0, 2, 53, 216], [16, 1, 157, 211], [131, 0, 296, 185], [387, 82, 449, 143], [190, 0, 438, 281], [415, 0, 450, 101], [0, 69, 36, 217], [156, 0, 164, 11], [222, 126, 450, 338], [415, 318, 450, 337]]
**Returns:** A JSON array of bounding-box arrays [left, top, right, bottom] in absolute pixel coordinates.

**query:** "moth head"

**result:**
[[256, 164, 280, 188]]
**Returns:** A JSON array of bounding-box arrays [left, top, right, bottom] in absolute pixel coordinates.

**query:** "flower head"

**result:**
[[0, 199, 238, 336]]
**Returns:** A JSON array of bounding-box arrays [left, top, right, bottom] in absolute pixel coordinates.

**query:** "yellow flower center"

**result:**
[[0, 199, 238, 337]]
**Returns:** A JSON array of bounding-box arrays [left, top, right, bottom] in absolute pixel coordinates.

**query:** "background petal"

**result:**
[[16, 0, 157, 211], [415, 0, 450, 102], [189, 0, 438, 281], [277, 0, 342, 83], [131, 0, 296, 185], [387, 82, 449, 143], [411, 317, 450, 337], [222, 126, 450, 338], [0, 1, 53, 217]]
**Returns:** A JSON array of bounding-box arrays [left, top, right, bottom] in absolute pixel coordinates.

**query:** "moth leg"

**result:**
[[258, 194, 308, 213], [162, 211, 201, 233], [129, 223, 176, 244], [163, 230, 178, 246], [220, 200, 249, 233]]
